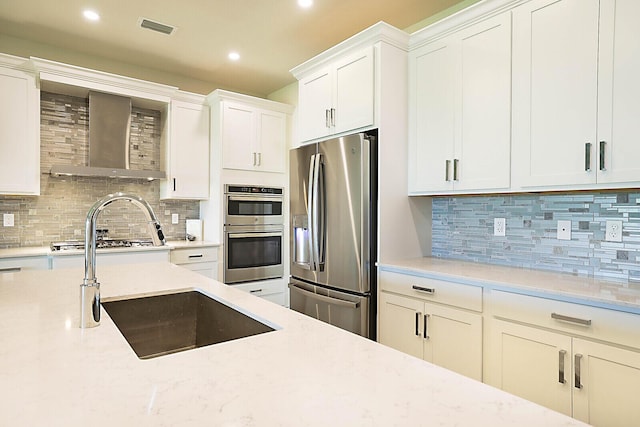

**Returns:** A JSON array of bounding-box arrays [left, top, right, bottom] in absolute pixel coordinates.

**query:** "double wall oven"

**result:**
[[223, 185, 284, 284]]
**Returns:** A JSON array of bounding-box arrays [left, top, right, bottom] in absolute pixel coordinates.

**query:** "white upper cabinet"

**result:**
[[512, 0, 640, 190], [0, 57, 40, 196], [408, 11, 512, 195], [160, 95, 210, 200], [209, 90, 292, 174], [297, 46, 374, 143]]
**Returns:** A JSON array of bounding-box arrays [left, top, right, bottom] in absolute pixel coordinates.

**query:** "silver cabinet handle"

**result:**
[[330, 108, 335, 127], [445, 160, 451, 181], [412, 284, 435, 294], [257, 152, 262, 166], [0, 267, 21, 273], [415, 312, 421, 336], [188, 254, 203, 259], [559, 350, 567, 384], [585, 142, 592, 171], [453, 159, 459, 181], [423, 314, 430, 340], [575, 354, 583, 389], [599, 141, 606, 171], [325, 109, 330, 128], [551, 312, 592, 326], [252, 152, 257, 166]]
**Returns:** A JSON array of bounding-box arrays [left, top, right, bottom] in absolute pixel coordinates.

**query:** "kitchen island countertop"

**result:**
[[0, 262, 586, 426]]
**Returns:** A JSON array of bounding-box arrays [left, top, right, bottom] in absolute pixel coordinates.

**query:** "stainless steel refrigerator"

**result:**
[[289, 132, 377, 339]]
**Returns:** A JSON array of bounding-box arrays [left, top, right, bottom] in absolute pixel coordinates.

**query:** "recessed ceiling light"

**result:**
[[228, 52, 240, 61], [298, 0, 313, 8], [83, 10, 100, 21]]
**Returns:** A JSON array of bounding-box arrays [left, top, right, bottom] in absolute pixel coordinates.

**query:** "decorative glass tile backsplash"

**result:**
[[0, 92, 200, 249], [432, 192, 640, 282]]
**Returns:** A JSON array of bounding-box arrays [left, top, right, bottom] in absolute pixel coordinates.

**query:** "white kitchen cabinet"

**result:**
[[486, 289, 640, 426], [170, 245, 218, 279], [160, 95, 210, 200], [0, 57, 40, 196], [208, 90, 292, 174], [512, 0, 640, 190], [297, 46, 374, 142], [232, 279, 287, 306], [408, 11, 511, 195], [378, 271, 483, 381], [51, 249, 169, 270], [0, 256, 49, 271]]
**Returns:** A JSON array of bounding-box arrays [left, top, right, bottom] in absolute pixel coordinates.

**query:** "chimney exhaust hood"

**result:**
[[50, 91, 166, 180]]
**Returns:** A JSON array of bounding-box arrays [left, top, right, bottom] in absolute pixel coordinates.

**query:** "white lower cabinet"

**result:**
[[232, 279, 287, 307], [486, 290, 640, 426], [0, 256, 49, 271], [378, 271, 483, 381], [170, 246, 218, 279]]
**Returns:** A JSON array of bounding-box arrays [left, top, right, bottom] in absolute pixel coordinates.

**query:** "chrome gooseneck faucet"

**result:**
[[80, 192, 165, 328]]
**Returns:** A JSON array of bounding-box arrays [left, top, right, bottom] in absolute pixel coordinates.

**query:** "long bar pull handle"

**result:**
[[0, 267, 21, 273], [559, 350, 567, 384], [173, 178, 177, 192], [585, 143, 592, 171], [188, 254, 203, 259], [330, 108, 336, 127], [551, 312, 592, 326], [575, 354, 583, 389], [415, 312, 421, 336], [325, 109, 330, 128], [249, 289, 263, 294], [257, 152, 262, 167], [599, 141, 606, 171], [412, 285, 435, 294], [453, 159, 459, 181], [445, 160, 451, 181], [423, 314, 430, 340], [307, 154, 317, 271]]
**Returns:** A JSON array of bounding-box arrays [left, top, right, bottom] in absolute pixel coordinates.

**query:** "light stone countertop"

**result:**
[[0, 240, 218, 259], [379, 257, 640, 314], [0, 262, 586, 426]]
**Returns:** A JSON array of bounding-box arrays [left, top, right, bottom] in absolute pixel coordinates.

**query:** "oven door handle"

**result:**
[[227, 195, 281, 202], [227, 232, 282, 239]]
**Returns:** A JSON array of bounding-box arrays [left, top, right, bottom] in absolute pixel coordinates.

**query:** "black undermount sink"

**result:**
[[102, 289, 276, 359]]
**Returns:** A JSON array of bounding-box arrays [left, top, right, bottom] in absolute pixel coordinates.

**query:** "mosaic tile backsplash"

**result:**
[[0, 92, 200, 249], [432, 192, 640, 282]]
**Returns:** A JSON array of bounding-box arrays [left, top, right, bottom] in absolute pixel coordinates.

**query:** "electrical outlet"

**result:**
[[171, 213, 179, 224], [557, 220, 572, 240], [605, 220, 623, 242], [3, 213, 14, 227], [494, 218, 506, 236]]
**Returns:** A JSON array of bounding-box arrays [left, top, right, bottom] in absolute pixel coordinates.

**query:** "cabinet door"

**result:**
[[596, 0, 640, 184], [491, 319, 572, 416], [333, 46, 374, 134], [512, 0, 600, 188], [298, 68, 332, 142], [166, 101, 210, 199], [423, 302, 483, 381], [0, 67, 39, 195], [572, 338, 640, 427], [221, 101, 255, 170], [454, 13, 511, 192], [408, 38, 456, 193], [256, 109, 286, 173], [378, 292, 424, 359]]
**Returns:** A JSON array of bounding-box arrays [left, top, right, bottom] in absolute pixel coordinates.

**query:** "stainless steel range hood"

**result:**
[[50, 91, 166, 180]]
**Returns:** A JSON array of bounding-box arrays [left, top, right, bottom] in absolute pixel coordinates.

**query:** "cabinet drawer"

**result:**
[[379, 270, 482, 312], [178, 262, 217, 279], [232, 280, 284, 297], [170, 246, 217, 264], [0, 256, 49, 271], [490, 290, 640, 350]]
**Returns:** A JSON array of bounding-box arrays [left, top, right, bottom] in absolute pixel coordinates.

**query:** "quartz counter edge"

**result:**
[[378, 257, 640, 315]]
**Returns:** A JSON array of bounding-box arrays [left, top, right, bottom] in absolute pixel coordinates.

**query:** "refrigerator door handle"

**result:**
[[307, 154, 317, 271], [289, 283, 360, 309], [315, 153, 326, 270]]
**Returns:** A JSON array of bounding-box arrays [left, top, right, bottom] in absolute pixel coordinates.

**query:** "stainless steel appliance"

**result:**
[[224, 185, 284, 284], [289, 132, 377, 339]]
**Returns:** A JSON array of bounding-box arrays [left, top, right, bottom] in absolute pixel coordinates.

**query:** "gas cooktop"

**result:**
[[50, 239, 154, 251]]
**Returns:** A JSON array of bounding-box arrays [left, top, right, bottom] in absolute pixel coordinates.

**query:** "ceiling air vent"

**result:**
[[139, 18, 176, 35]]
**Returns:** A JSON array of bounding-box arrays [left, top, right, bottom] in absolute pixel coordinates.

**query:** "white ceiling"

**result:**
[[0, 0, 468, 97]]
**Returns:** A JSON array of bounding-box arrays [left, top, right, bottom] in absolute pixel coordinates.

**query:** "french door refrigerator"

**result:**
[[289, 132, 377, 339]]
